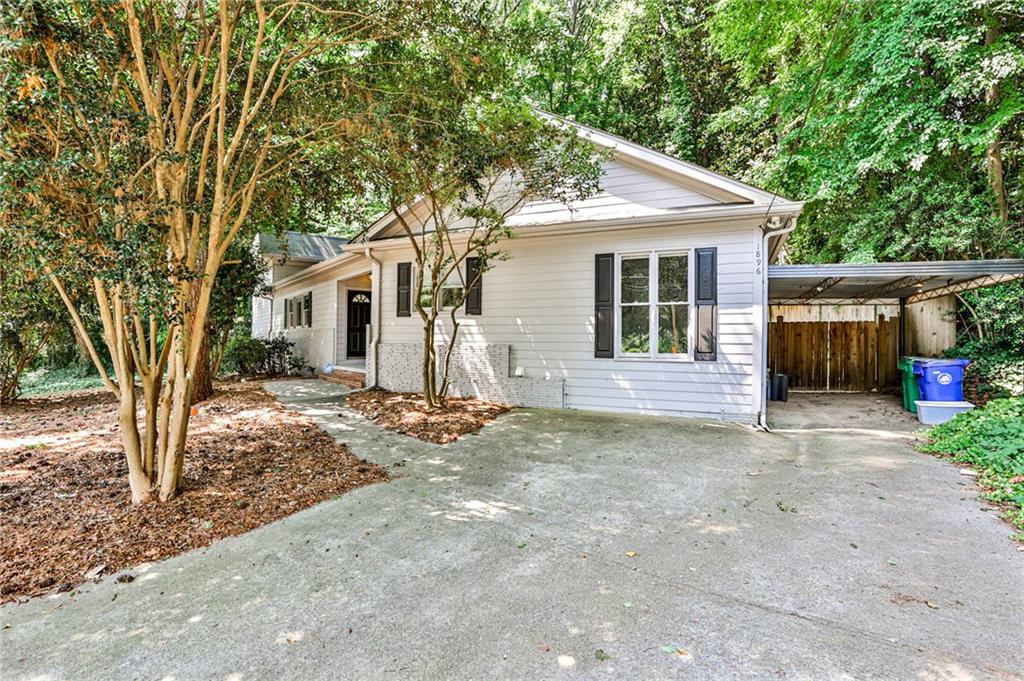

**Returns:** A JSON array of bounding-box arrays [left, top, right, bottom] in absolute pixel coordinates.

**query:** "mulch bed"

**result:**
[[347, 389, 511, 444], [0, 382, 387, 602]]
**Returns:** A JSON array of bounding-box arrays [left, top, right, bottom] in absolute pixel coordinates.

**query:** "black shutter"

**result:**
[[285, 298, 292, 328], [396, 262, 411, 317], [694, 247, 717, 361], [304, 292, 312, 327], [465, 257, 482, 315], [594, 253, 614, 358]]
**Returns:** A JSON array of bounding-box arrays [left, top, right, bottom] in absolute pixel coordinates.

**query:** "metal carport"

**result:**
[[768, 259, 1024, 306], [765, 259, 1024, 393]]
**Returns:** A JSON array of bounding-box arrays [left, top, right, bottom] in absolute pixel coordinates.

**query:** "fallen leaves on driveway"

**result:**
[[891, 593, 940, 609], [660, 645, 692, 659]]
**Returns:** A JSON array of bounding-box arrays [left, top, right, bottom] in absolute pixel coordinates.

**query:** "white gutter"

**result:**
[[272, 250, 366, 291], [364, 246, 383, 388], [272, 202, 805, 291], [756, 216, 799, 431], [361, 202, 806, 252]]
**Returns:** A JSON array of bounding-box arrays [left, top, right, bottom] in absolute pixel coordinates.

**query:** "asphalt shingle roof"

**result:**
[[257, 231, 347, 262]]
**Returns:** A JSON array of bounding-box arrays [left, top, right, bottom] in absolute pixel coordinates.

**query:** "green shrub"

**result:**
[[943, 340, 1023, 402], [919, 398, 1024, 537], [221, 333, 310, 378], [222, 335, 268, 376]]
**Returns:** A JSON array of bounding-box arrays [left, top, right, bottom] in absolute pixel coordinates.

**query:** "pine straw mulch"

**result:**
[[0, 382, 388, 603], [347, 389, 511, 445]]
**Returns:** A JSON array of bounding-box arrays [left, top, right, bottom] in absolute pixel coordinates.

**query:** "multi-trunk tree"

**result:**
[[356, 17, 603, 409], [368, 109, 601, 408], [0, 0, 420, 502], [352, 13, 602, 405]]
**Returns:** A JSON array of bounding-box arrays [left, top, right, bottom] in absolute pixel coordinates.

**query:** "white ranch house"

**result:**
[[252, 118, 804, 424]]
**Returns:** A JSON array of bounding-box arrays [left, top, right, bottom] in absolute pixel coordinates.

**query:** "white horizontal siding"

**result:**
[[509, 159, 722, 226], [251, 268, 273, 339], [270, 278, 339, 372], [377, 218, 763, 419]]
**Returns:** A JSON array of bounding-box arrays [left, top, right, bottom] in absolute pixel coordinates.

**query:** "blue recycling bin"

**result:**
[[912, 359, 971, 402]]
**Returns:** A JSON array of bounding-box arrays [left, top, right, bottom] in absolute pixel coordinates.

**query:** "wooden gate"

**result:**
[[768, 315, 899, 392]]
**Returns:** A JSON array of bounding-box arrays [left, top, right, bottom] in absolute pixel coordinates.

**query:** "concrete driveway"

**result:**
[[2, 382, 1021, 680]]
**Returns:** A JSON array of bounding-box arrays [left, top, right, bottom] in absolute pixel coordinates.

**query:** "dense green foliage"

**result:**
[[513, 0, 1023, 265], [0, 229, 77, 401], [944, 281, 1024, 399], [207, 245, 271, 376], [920, 398, 1024, 535], [221, 334, 309, 378]]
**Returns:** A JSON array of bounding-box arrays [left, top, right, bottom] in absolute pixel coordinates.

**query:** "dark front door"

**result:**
[[347, 290, 371, 358]]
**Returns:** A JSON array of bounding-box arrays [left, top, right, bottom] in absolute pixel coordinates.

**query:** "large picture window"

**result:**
[[617, 251, 691, 358]]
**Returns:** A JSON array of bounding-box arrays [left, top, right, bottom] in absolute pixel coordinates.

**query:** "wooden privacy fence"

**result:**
[[767, 315, 900, 392]]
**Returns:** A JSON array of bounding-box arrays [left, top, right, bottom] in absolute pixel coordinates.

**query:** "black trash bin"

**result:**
[[771, 373, 789, 402]]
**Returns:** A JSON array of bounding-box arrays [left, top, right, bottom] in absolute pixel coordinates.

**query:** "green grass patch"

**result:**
[[19, 366, 106, 397], [918, 398, 1024, 538]]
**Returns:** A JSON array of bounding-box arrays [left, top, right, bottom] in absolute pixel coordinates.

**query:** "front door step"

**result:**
[[321, 368, 365, 389]]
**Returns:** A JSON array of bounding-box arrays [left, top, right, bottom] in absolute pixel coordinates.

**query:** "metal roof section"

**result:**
[[769, 259, 1024, 304], [257, 231, 348, 262]]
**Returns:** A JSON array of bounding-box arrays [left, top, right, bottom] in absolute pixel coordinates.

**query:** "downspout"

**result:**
[[756, 216, 798, 431], [364, 246, 382, 388]]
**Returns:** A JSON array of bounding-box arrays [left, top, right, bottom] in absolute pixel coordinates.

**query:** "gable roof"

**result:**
[[257, 231, 348, 263], [539, 111, 781, 205], [361, 112, 802, 242]]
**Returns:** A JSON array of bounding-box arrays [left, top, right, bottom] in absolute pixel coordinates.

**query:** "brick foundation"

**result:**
[[376, 343, 564, 408]]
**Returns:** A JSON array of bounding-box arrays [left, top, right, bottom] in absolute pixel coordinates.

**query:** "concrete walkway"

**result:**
[[2, 380, 1021, 680]]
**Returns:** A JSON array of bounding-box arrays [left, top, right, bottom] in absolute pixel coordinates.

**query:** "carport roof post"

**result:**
[[768, 259, 1024, 304]]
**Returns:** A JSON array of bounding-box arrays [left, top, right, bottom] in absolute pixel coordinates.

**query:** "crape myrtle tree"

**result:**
[[0, 0, 426, 503], [357, 21, 603, 409]]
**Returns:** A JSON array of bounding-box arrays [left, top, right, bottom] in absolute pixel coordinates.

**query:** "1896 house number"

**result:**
[[755, 243, 762, 276]]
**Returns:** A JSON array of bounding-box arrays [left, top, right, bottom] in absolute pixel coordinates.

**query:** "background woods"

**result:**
[[512, 0, 1023, 264]]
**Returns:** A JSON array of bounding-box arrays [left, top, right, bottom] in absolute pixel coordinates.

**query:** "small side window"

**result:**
[[419, 266, 465, 311]]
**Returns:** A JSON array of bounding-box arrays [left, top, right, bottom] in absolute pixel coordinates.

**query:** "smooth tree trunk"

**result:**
[[422, 319, 437, 409], [140, 374, 161, 479], [191, 328, 214, 404], [117, 386, 152, 504]]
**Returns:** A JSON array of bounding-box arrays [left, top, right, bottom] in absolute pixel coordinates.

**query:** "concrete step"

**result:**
[[320, 368, 366, 389]]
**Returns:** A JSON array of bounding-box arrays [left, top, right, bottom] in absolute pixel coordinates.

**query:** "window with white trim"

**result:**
[[283, 293, 312, 328], [617, 251, 691, 358]]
